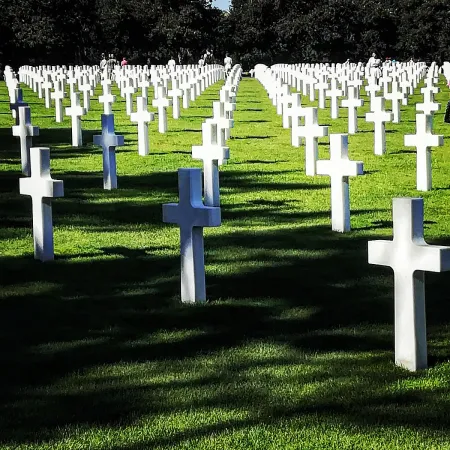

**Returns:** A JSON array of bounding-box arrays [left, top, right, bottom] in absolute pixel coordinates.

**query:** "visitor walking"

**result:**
[[224, 53, 232, 77]]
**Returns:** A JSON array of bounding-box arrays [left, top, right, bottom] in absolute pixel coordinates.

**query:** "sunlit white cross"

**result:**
[[316, 134, 363, 232], [341, 86, 364, 134], [93, 114, 124, 190], [139, 75, 151, 102], [50, 81, 66, 123], [368, 197, 450, 371], [206, 101, 234, 141], [365, 82, 381, 112], [192, 121, 230, 207], [385, 81, 406, 123], [219, 88, 237, 116], [276, 83, 290, 115], [130, 96, 154, 156], [162, 168, 221, 303], [404, 113, 444, 191], [41, 76, 53, 109], [284, 93, 303, 129], [65, 92, 86, 147], [315, 77, 329, 109], [416, 85, 440, 115], [326, 78, 343, 119], [152, 86, 172, 133], [123, 80, 137, 116], [19, 147, 64, 261], [365, 96, 393, 156], [99, 80, 116, 115], [292, 107, 329, 176], [79, 75, 92, 111], [12, 106, 39, 176], [181, 77, 192, 108], [168, 78, 184, 119], [10, 88, 28, 125]]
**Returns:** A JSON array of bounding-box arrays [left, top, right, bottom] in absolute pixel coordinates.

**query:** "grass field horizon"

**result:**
[[1, 72, 450, 449]]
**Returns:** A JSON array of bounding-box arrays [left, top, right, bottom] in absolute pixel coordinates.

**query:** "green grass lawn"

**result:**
[[1, 74, 450, 449]]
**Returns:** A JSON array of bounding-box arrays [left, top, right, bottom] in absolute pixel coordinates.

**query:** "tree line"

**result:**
[[1, 0, 449, 70]]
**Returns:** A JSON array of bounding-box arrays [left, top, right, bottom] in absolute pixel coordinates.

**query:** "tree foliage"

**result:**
[[0, 0, 449, 70]]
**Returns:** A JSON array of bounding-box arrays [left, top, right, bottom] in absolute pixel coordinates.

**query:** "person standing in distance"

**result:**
[[224, 53, 232, 76], [168, 56, 176, 72]]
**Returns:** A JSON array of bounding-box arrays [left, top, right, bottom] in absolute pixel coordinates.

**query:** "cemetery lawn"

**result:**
[[3, 76, 450, 450]]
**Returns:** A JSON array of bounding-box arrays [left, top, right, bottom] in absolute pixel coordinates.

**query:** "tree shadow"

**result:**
[[232, 135, 274, 140], [233, 160, 289, 165], [238, 119, 270, 123], [389, 150, 417, 155]]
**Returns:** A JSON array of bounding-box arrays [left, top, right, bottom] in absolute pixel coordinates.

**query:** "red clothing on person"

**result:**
[[121, 59, 128, 67]]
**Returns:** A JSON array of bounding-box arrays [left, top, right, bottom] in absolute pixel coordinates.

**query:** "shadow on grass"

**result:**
[[2, 93, 450, 445], [233, 159, 289, 165], [239, 119, 270, 123], [232, 135, 275, 140], [2, 219, 450, 446], [389, 150, 417, 155]]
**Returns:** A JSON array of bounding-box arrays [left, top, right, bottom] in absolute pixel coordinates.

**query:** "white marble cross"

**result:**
[[123, 80, 137, 116], [422, 81, 439, 102], [316, 134, 363, 232], [292, 107, 328, 176], [207, 101, 234, 141], [152, 86, 173, 133], [416, 92, 441, 116], [19, 147, 64, 261], [276, 83, 290, 115], [130, 97, 154, 156], [10, 88, 28, 125], [168, 78, 184, 119], [368, 197, 450, 371], [341, 86, 364, 134], [385, 81, 406, 123], [50, 81, 65, 123], [365, 82, 381, 112], [12, 106, 40, 176], [192, 121, 230, 207], [139, 75, 151, 102], [316, 78, 329, 109], [65, 92, 86, 147], [404, 113, 444, 191], [365, 96, 393, 156], [162, 168, 221, 303], [283, 93, 303, 129], [181, 77, 191, 109], [326, 78, 343, 119], [80, 76, 92, 111], [93, 114, 124, 190], [42, 76, 53, 109], [219, 88, 237, 114], [99, 81, 116, 115]]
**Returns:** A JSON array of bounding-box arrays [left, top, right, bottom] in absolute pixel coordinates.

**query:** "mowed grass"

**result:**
[[1, 73, 450, 449]]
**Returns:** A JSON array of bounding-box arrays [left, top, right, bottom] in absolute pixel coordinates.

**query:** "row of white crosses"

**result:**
[[257, 66, 363, 233], [263, 61, 445, 193], [163, 65, 242, 304], [16, 64, 225, 148], [4, 71, 64, 260], [255, 61, 450, 373], [7, 63, 228, 263], [11, 63, 226, 191]]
